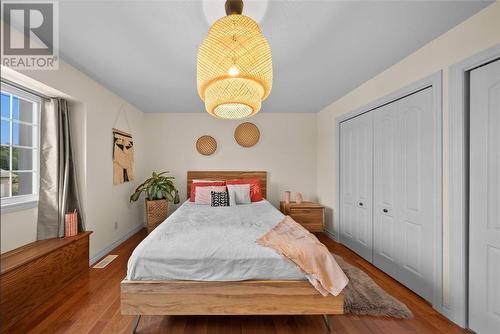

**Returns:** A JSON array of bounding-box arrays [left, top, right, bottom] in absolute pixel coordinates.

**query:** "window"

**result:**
[[1, 83, 41, 209]]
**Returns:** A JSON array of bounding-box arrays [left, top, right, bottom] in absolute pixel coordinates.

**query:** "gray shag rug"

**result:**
[[334, 254, 413, 319]]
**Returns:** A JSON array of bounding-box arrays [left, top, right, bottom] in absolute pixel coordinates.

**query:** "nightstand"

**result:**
[[279, 201, 325, 232]]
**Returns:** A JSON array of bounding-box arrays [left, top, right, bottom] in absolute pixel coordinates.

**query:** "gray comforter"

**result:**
[[127, 200, 305, 281]]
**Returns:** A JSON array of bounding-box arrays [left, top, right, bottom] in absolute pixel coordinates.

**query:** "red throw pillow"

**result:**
[[226, 179, 263, 202], [190, 181, 225, 202]]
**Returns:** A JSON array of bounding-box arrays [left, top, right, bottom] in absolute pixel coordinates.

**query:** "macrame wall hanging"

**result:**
[[113, 105, 134, 185]]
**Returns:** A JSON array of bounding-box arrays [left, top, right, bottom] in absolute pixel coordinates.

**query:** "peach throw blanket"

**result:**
[[257, 216, 349, 296]]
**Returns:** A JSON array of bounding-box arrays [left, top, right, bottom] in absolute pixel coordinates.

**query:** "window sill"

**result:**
[[1, 200, 38, 214]]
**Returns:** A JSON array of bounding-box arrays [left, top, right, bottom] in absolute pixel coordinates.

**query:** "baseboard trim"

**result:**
[[89, 224, 144, 266], [324, 229, 337, 241]]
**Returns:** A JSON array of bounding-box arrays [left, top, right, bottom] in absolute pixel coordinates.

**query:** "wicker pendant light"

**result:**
[[197, 0, 272, 119]]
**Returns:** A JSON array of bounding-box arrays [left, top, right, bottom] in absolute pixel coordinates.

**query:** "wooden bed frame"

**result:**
[[121, 171, 344, 333]]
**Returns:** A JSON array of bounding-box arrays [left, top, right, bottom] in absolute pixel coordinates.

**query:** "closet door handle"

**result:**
[[358, 202, 363, 206], [383, 208, 389, 213]]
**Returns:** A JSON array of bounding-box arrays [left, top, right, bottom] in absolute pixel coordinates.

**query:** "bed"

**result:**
[[121, 171, 344, 333]]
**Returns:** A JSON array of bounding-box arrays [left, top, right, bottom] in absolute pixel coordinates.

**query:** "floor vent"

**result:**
[[93, 255, 118, 269]]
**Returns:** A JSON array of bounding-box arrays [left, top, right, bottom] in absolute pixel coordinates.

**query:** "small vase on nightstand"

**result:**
[[296, 192, 303, 204], [284, 191, 291, 204]]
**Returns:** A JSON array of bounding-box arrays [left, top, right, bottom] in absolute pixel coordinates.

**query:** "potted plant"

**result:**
[[130, 171, 180, 233]]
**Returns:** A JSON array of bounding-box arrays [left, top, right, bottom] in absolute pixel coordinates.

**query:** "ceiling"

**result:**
[[58, 0, 492, 113]]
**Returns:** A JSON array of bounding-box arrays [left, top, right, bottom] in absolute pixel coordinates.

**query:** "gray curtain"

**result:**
[[37, 98, 85, 240]]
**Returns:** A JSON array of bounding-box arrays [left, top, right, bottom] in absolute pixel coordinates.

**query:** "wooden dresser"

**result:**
[[0, 231, 92, 332], [279, 201, 325, 232]]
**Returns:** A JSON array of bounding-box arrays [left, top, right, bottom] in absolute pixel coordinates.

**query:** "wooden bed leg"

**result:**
[[322, 314, 331, 333], [131, 315, 141, 334]]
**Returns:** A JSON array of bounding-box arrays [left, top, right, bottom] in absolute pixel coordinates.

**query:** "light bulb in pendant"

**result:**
[[228, 65, 239, 76]]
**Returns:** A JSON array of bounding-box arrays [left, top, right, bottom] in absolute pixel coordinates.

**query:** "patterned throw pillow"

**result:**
[[211, 191, 229, 207]]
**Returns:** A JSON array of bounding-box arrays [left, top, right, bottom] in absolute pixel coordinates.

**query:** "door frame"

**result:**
[[334, 71, 443, 311], [447, 43, 500, 328]]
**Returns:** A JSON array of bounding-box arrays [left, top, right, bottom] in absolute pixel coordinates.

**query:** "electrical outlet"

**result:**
[[114, 221, 118, 229]]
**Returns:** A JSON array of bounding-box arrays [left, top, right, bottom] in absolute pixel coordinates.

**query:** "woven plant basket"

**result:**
[[145, 199, 169, 233]]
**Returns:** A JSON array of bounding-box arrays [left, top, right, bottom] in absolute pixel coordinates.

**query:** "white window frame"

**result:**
[[1, 83, 41, 212]]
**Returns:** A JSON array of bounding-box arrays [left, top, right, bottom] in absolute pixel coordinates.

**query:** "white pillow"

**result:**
[[195, 186, 227, 205], [227, 184, 251, 206]]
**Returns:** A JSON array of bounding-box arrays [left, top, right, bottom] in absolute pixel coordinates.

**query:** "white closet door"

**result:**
[[373, 87, 435, 302], [373, 102, 401, 278], [469, 59, 500, 334], [340, 111, 373, 262]]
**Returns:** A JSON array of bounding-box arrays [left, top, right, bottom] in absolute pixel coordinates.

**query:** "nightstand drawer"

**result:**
[[289, 209, 324, 232], [289, 208, 322, 220], [279, 201, 325, 232]]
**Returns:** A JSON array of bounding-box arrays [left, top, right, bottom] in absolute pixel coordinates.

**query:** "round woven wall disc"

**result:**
[[234, 122, 260, 147], [196, 135, 217, 155]]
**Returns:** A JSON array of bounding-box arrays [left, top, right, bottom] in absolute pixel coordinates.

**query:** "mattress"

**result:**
[[126, 199, 306, 281]]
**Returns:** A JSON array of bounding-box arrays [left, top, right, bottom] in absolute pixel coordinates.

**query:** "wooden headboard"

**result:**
[[187, 171, 267, 199]]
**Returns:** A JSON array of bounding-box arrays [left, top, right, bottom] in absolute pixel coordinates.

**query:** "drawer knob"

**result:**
[[359, 202, 363, 206], [383, 208, 388, 213]]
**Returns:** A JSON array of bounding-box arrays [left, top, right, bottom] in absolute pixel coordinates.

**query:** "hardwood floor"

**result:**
[[7, 229, 467, 334]]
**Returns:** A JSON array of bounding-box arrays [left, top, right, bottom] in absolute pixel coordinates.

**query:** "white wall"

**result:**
[[143, 113, 317, 208], [316, 2, 500, 308], [0, 64, 317, 256], [1, 61, 148, 260], [0, 208, 37, 252]]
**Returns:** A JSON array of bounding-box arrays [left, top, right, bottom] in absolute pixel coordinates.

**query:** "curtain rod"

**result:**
[[1, 78, 53, 100]]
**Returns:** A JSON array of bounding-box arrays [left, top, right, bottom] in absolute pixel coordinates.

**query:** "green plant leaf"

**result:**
[[173, 190, 180, 204], [130, 171, 178, 203], [165, 192, 174, 201], [130, 190, 142, 202]]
